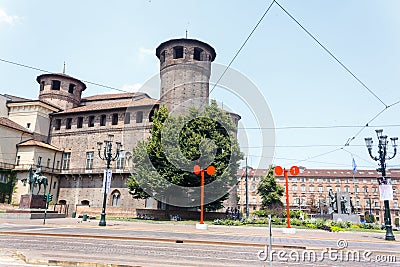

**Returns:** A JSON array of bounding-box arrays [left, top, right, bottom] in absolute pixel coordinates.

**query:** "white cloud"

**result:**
[[0, 8, 19, 25]]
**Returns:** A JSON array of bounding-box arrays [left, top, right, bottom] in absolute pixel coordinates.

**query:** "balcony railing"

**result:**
[[60, 167, 131, 175], [0, 162, 15, 170], [13, 164, 61, 174]]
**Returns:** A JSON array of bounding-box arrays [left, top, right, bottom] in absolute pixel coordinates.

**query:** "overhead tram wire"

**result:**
[[0, 58, 198, 111], [274, 0, 387, 108], [207, 0, 276, 98]]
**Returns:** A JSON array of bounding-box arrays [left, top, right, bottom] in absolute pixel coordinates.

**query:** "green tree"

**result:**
[[127, 100, 243, 210], [257, 166, 284, 208]]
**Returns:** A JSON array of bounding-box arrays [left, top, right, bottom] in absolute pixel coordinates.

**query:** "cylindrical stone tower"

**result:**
[[156, 38, 216, 114], [37, 73, 86, 111]]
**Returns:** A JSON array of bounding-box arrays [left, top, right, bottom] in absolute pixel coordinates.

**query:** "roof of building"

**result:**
[[18, 139, 62, 151], [81, 92, 149, 102], [1, 94, 32, 102], [56, 97, 159, 115], [36, 73, 87, 90], [156, 38, 216, 61], [237, 168, 390, 178], [7, 99, 62, 111], [0, 117, 32, 134]]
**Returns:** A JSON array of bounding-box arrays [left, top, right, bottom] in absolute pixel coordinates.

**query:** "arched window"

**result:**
[[112, 190, 121, 207], [149, 109, 156, 122], [81, 200, 90, 206], [59, 200, 67, 205]]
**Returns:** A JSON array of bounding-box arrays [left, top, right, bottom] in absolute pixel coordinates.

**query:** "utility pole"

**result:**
[[245, 157, 249, 218]]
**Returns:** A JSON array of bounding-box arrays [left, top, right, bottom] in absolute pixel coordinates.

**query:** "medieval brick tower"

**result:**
[[155, 38, 216, 114], [37, 73, 86, 111]]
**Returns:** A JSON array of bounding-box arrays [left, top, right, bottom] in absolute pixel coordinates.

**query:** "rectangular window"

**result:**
[[309, 178, 314, 182], [88, 116, 95, 127], [0, 173, 6, 183], [55, 119, 61, 130], [345, 187, 350, 193], [53, 181, 57, 190], [124, 112, 131, 124], [116, 151, 125, 169], [136, 111, 143, 123], [193, 47, 203, 61], [291, 177, 297, 182], [309, 186, 314, 192], [292, 185, 297, 192], [364, 187, 368, 193], [77, 117, 83, 128], [301, 186, 306, 192], [51, 80, 61, 90], [62, 152, 71, 170], [47, 158, 51, 167], [173, 46, 184, 59], [68, 84, 75, 94], [66, 118, 72, 129], [86, 151, 94, 170], [16, 156, 20, 165], [40, 81, 45, 91], [318, 186, 323, 193], [317, 178, 323, 183], [56, 160, 60, 170], [37, 156, 42, 166], [112, 113, 118, 125], [100, 114, 106, 126]]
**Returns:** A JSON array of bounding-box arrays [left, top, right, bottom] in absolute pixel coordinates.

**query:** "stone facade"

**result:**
[[2, 38, 242, 216], [156, 39, 216, 114]]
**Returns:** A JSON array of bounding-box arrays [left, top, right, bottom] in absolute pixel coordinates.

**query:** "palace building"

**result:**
[[237, 167, 400, 225], [0, 38, 241, 216]]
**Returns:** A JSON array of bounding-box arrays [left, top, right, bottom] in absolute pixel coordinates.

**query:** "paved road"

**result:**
[[0, 218, 399, 266]]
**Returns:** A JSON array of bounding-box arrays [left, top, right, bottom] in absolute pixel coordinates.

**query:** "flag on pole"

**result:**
[[352, 157, 357, 174]]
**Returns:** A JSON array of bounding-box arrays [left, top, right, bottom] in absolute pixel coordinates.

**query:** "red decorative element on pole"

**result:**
[[275, 165, 299, 229], [194, 165, 216, 225], [284, 169, 290, 228]]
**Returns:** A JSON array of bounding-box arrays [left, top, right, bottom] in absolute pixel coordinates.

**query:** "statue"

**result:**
[[21, 167, 36, 195], [340, 195, 347, 214], [34, 166, 48, 195], [21, 166, 48, 195], [328, 189, 337, 212]]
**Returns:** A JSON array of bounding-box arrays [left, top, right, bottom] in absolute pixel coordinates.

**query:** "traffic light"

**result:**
[[48, 194, 53, 202], [43, 194, 47, 202]]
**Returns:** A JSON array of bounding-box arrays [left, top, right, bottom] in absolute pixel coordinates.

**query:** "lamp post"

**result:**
[[97, 134, 121, 227], [365, 129, 397, 241]]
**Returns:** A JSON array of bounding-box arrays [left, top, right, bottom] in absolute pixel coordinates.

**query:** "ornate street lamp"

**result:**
[[364, 129, 397, 241], [97, 134, 121, 226]]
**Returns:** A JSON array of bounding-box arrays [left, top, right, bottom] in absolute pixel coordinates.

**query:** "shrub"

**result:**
[[331, 226, 344, 232], [306, 223, 317, 229]]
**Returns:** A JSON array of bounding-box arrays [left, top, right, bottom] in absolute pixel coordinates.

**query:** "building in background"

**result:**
[[237, 167, 400, 225]]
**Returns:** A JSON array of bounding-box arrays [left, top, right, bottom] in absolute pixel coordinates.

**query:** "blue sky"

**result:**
[[1, 0, 400, 170]]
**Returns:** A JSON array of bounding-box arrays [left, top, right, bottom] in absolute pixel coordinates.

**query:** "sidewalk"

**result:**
[[1, 217, 397, 246], [1, 217, 399, 267]]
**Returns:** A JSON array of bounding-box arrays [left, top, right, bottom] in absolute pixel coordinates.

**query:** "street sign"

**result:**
[[102, 169, 112, 194], [380, 184, 394, 200]]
